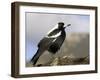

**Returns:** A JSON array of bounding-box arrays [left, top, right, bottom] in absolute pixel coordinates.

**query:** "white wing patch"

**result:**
[[52, 38, 57, 42]]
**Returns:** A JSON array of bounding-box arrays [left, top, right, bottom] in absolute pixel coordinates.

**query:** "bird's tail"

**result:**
[[30, 49, 43, 66]]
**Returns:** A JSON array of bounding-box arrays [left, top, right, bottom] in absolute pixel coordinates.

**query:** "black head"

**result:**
[[58, 22, 65, 30]]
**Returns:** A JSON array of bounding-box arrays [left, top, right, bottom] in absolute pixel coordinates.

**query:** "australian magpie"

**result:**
[[30, 22, 71, 65]]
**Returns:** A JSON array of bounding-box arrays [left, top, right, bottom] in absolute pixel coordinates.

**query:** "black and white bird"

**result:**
[[30, 22, 71, 65]]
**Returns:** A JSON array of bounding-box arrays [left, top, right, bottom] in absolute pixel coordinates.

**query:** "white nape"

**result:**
[[47, 24, 58, 35], [46, 31, 61, 38], [46, 24, 62, 38]]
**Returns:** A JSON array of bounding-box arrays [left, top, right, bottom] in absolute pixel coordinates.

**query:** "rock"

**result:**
[[50, 57, 60, 66], [50, 55, 89, 66], [60, 56, 73, 65]]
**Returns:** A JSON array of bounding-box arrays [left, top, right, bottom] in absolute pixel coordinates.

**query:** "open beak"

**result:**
[[64, 24, 71, 29]]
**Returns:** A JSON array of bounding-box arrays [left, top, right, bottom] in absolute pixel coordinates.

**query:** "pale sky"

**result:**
[[25, 12, 90, 61]]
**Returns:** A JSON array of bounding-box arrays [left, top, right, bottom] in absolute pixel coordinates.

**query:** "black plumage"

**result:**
[[30, 22, 70, 65]]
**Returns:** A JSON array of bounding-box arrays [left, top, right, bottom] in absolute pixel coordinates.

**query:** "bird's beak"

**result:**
[[64, 24, 71, 29]]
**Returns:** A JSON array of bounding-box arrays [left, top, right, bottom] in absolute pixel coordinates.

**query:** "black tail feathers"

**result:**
[[31, 50, 40, 65], [30, 49, 42, 65]]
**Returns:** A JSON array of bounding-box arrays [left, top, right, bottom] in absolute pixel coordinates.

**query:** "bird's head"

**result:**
[[58, 22, 65, 30], [58, 22, 71, 30]]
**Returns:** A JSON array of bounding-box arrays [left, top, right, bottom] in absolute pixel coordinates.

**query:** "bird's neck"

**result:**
[[61, 29, 66, 36]]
